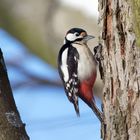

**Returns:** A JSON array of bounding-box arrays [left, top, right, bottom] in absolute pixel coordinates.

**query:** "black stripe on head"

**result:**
[[66, 28, 86, 34]]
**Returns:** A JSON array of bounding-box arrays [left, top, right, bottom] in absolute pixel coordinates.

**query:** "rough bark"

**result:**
[[98, 0, 140, 139], [0, 49, 29, 140], [132, 0, 140, 46]]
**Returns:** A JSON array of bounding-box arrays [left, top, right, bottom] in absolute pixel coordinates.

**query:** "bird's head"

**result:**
[[64, 28, 95, 44]]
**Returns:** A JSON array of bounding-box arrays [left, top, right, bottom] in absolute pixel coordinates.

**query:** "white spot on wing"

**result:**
[[69, 78, 73, 83], [68, 92, 72, 97], [74, 81, 77, 85], [73, 73, 78, 77], [66, 83, 70, 90], [74, 56, 77, 61], [61, 48, 69, 82]]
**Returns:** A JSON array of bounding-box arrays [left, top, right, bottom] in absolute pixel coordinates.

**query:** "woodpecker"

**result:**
[[58, 28, 103, 122]]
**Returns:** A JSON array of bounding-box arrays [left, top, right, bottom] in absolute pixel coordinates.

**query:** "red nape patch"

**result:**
[[79, 73, 96, 102]]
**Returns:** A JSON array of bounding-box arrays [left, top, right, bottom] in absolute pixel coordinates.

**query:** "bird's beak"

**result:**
[[83, 35, 95, 42]]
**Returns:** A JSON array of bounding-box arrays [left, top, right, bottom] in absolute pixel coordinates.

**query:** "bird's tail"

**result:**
[[90, 101, 103, 122], [73, 101, 80, 117]]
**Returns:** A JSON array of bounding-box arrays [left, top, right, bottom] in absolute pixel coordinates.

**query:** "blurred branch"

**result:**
[[12, 79, 62, 90], [7, 60, 102, 98], [7, 60, 62, 90]]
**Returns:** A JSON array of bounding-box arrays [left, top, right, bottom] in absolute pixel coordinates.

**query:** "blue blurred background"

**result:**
[[0, 0, 102, 139]]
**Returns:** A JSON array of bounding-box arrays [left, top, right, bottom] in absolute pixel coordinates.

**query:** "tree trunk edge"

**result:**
[[0, 49, 29, 140], [98, 0, 140, 140]]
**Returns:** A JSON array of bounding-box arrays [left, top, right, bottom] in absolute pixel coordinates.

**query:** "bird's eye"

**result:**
[[75, 32, 79, 36]]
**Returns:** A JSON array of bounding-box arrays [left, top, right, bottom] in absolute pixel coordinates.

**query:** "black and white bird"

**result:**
[[58, 28, 103, 122]]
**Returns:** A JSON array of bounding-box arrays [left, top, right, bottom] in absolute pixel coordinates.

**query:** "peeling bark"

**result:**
[[0, 49, 29, 140], [98, 0, 140, 139]]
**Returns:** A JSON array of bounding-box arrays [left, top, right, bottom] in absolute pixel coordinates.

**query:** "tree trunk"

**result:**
[[0, 49, 29, 140], [98, 0, 140, 139]]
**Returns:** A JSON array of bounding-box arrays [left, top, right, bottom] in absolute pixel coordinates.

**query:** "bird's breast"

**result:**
[[73, 44, 97, 81]]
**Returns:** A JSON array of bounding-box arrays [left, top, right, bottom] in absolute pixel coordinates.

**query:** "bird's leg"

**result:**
[[91, 101, 104, 122]]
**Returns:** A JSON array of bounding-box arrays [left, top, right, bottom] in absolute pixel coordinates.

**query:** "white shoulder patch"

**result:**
[[61, 48, 69, 82]]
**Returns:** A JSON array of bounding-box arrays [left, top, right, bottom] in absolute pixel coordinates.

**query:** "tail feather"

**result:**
[[73, 101, 80, 117], [90, 101, 103, 122]]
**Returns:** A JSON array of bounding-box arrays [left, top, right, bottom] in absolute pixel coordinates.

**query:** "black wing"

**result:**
[[58, 44, 80, 116]]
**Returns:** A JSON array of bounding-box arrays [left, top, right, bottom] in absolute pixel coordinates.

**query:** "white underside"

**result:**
[[73, 43, 96, 81]]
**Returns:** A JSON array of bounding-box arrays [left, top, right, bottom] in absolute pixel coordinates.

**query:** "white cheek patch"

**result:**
[[66, 33, 77, 41], [61, 48, 69, 82]]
